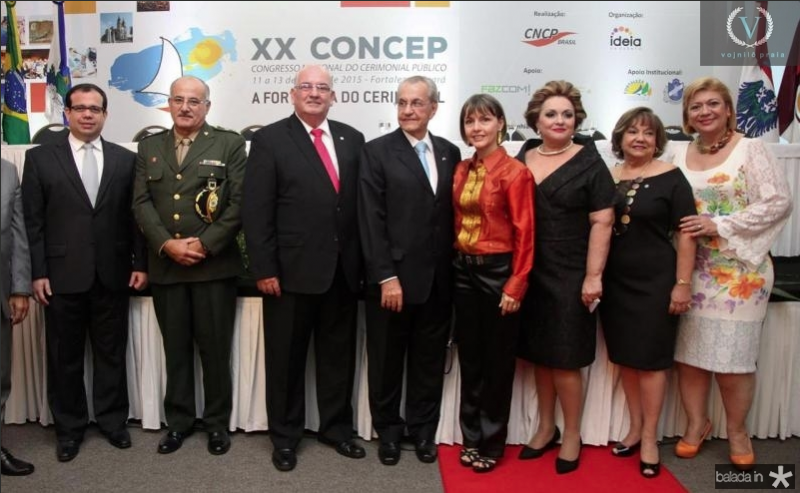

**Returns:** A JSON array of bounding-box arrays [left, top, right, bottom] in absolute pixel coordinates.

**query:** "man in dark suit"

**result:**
[[133, 76, 246, 456], [242, 64, 366, 472], [1, 158, 33, 475], [358, 76, 460, 465], [21, 84, 148, 462]]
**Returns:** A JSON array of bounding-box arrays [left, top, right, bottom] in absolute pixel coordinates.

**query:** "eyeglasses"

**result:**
[[68, 105, 104, 114], [295, 83, 332, 94], [169, 97, 209, 108], [396, 99, 430, 110]]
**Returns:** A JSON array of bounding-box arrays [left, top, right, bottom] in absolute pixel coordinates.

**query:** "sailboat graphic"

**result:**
[[137, 37, 183, 105]]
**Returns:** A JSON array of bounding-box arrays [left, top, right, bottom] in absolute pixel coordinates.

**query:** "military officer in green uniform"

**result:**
[[133, 75, 246, 457]]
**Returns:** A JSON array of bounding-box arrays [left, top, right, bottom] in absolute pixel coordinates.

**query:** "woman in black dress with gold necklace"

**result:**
[[600, 107, 696, 478]]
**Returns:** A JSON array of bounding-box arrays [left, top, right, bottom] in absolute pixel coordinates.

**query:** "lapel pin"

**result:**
[[151, 157, 157, 163], [339, 136, 344, 140]]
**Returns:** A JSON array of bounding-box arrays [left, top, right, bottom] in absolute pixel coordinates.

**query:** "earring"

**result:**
[[497, 132, 503, 145]]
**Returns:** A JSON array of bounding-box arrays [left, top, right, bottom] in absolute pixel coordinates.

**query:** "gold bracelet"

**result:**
[[676, 278, 691, 286]]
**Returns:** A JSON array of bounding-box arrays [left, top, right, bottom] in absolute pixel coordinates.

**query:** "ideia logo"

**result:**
[[522, 28, 577, 47], [610, 26, 642, 48]]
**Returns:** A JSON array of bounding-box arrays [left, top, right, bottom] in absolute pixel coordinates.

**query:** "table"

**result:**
[[5, 298, 798, 444]]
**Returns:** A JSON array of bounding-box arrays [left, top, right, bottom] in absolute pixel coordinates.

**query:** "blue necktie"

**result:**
[[414, 141, 431, 178]]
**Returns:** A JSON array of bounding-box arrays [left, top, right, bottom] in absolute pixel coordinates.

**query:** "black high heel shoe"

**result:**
[[611, 440, 641, 457], [519, 427, 561, 460], [640, 460, 661, 478], [555, 439, 582, 474]]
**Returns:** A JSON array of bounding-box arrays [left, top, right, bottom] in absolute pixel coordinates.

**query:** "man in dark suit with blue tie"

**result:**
[[358, 76, 461, 465], [242, 64, 366, 472], [21, 84, 148, 462]]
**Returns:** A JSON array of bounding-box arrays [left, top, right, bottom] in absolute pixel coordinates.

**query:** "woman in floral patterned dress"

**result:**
[[671, 77, 792, 470]]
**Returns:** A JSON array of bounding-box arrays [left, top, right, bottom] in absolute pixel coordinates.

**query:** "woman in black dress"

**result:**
[[516, 80, 615, 474], [600, 107, 696, 478]]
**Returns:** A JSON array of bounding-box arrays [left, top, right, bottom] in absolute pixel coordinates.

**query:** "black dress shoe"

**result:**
[[519, 427, 561, 460], [414, 440, 437, 463], [103, 428, 132, 449], [208, 431, 231, 455], [1, 447, 34, 476], [555, 439, 582, 475], [640, 460, 661, 478], [272, 448, 297, 472], [318, 436, 366, 459], [157, 430, 192, 454], [611, 440, 640, 457], [56, 440, 80, 462], [378, 442, 401, 466]]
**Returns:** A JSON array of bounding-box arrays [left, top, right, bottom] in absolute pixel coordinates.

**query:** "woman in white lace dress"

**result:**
[[671, 77, 792, 470]]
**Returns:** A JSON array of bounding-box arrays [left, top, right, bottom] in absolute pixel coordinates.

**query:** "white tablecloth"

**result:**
[[5, 298, 799, 443], [3, 143, 799, 443]]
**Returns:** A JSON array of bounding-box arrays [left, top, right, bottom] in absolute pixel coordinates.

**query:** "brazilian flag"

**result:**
[[2, 1, 31, 144]]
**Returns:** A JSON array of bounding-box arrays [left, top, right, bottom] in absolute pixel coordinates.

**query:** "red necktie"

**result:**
[[310, 128, 340, 193]]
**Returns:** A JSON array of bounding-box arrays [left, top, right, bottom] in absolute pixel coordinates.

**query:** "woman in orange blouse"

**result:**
[[453, 94, 534, 473]]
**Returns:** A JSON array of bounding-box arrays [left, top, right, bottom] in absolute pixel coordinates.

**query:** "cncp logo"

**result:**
[[663, 79, 685, 104], [609, 26, 642, 48], [727, 5, 773, 48], [522, 28, 577, 47]]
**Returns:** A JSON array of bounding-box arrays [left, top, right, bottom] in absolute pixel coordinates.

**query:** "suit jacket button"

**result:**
[[173, 194, 180, 200], [173, 213, 180, 221], [174, 233, 182, 239], [176, 174, 183, 180]]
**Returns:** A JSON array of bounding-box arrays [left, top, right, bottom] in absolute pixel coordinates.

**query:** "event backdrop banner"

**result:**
[[4, 1, 784, 145]]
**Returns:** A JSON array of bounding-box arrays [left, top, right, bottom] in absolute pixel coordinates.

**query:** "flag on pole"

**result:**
[[777, 19, 800, 143], [735, 1, 779, 142], [1, 1, 31, 144], [46, 0, 71, 125]]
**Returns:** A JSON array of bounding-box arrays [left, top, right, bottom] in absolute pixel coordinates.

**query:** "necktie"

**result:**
[[82, 142, 99, 206], [310, 128, 340, 193], [176, 138, 191, 166], [415, 141, 431, 178]]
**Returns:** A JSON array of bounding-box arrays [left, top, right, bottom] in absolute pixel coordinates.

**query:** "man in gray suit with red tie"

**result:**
[[22, 84, 148, 462], [242, 64, 366, 472], [358, 76, 461, 465], [1, 158, 33, 475]]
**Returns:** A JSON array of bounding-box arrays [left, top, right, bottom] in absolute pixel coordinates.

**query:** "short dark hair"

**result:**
[[524, 80, 586, 133], [610, 107, 668, 159], [459, 94, 507, 144], [65, 83, 108, 112]]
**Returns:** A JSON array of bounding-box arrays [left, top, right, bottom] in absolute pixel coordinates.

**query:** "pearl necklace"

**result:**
[[536, 141, 574, 156], [695, 129, 733, 154]]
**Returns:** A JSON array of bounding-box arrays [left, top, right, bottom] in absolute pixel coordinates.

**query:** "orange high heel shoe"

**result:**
[[675, 420, 712, 459], [730, 436, 755, 470]]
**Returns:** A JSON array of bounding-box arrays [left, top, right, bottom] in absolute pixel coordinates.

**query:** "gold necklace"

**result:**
[[536, 141, 574, 156], [695, 129, 733, 154], [612, 160, 653, 235]]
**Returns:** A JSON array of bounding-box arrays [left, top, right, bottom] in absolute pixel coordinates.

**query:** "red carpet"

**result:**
[[438, 444, 689, 493]]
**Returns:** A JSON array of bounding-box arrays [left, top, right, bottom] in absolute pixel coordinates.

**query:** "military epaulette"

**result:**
[[212, 125, 241, 135], [138, 128, 169, 141]]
